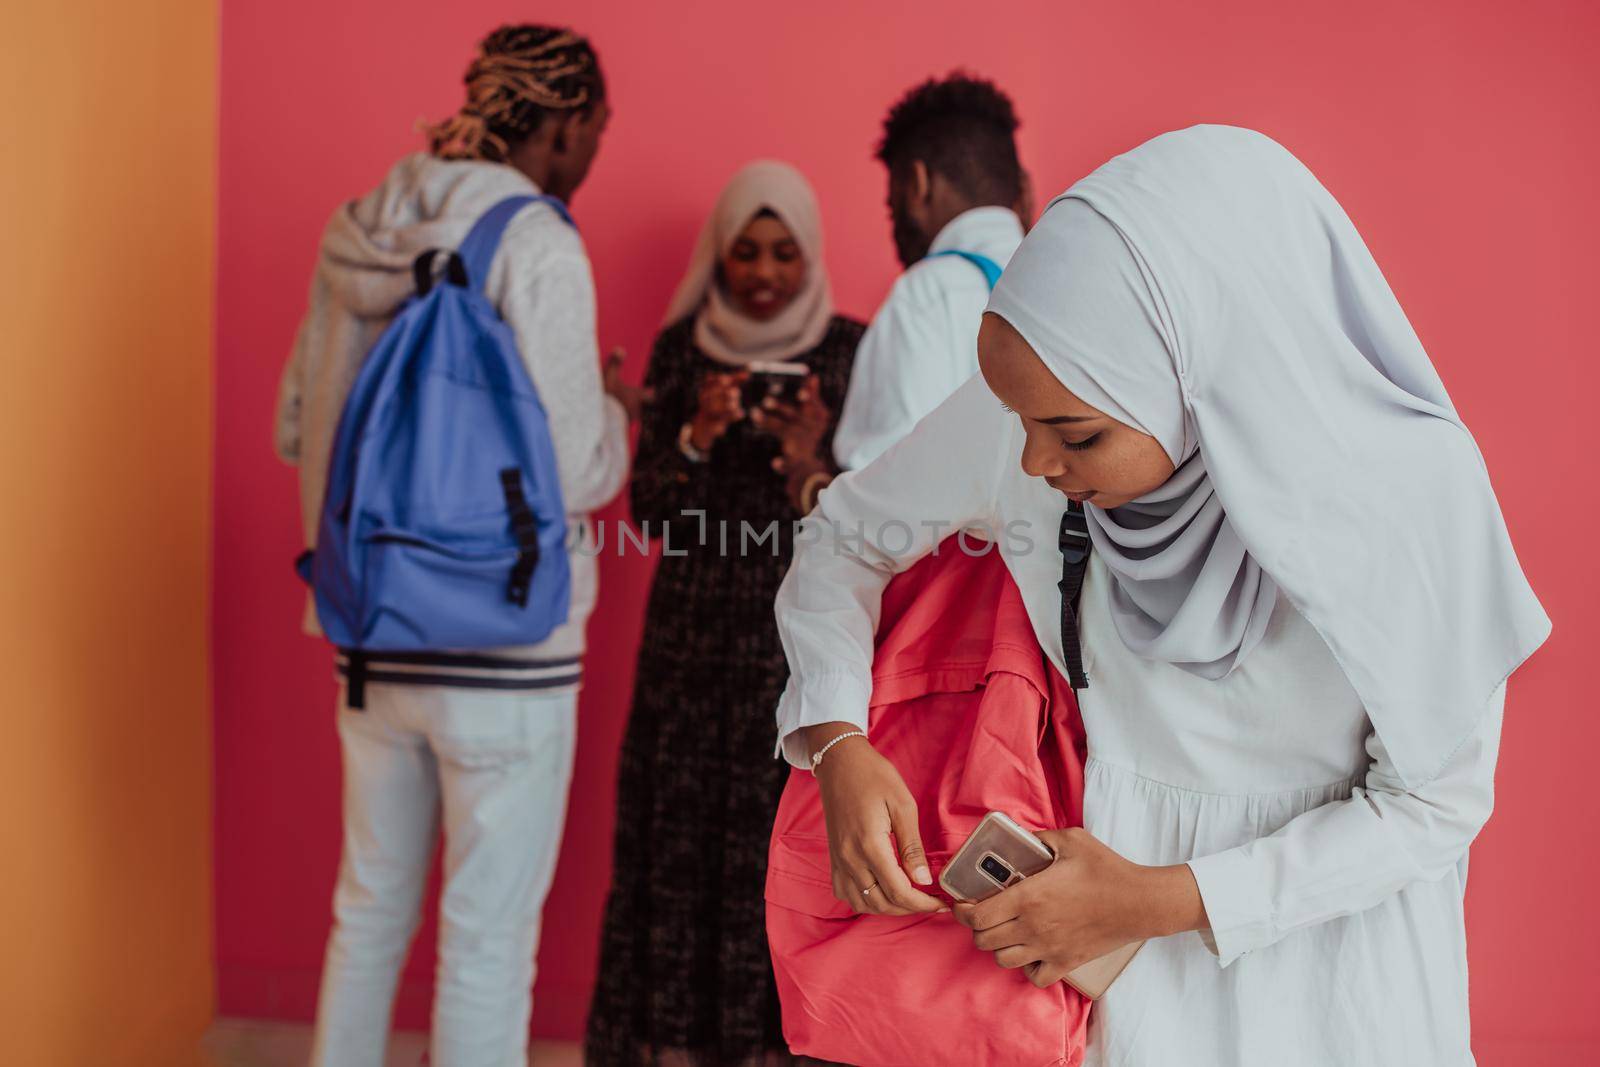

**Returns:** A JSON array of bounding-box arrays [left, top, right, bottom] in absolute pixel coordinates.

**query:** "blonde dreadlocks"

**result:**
[[424, 25, 604, 163]]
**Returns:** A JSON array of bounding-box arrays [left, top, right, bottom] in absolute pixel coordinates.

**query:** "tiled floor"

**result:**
[[200, 1018, 582, 1067]]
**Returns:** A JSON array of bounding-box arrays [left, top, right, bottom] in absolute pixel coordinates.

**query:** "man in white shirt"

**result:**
[[273, 25, 642, 1067], [770, 75, 1028, 510]]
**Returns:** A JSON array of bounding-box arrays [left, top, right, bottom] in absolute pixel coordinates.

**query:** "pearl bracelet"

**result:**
[[810, 729, 867, 772]]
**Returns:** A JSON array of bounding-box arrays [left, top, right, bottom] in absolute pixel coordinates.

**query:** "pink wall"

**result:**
[[214, 0, 1599, 1054]]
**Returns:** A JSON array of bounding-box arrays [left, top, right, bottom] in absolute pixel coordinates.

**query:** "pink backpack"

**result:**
[[766, 546, 1092, 1066]]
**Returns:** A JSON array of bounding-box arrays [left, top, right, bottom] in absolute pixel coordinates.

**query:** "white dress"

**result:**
[[774, 375, 1505, 1066], [1078, 550, 1500, 1066]]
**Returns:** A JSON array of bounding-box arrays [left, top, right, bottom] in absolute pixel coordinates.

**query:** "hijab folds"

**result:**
[[662, 159, 834, 365], [987, 125, 1549, 789]]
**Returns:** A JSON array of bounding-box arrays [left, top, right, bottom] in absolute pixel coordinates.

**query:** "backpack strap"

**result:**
[[500, 467, 541, 608], [928, 248, 1004, 290], [345, 649, 369, 710], [1056, 502, 1091, 690], [458, 194, 577, 293], [411, 249, 468, 296]]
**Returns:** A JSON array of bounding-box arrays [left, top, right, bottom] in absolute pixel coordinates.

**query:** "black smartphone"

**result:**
[[739, 360, 809, 410]]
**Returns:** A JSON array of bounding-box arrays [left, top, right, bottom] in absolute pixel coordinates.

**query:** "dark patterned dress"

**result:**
[[585, 313, 864, 1066]]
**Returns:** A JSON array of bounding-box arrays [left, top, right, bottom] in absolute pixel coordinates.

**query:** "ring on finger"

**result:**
[[860, 880, 880, 901]]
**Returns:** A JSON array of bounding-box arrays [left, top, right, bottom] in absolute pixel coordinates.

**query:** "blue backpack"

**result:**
[[298, 195, 572, 653]]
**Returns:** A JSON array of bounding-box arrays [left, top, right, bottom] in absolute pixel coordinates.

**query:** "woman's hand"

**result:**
[[754, 375, 835, 511], [753, 374, 831, 474], [603, 348, 654, 424], [953, 827, 1207, 988], [803, 721, 944, 917], [689, 370, 748, 451]]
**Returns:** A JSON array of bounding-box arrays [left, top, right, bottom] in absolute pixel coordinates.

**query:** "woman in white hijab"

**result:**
[[587, 160, 864, 1066], [773, 126, 1548, 1065]]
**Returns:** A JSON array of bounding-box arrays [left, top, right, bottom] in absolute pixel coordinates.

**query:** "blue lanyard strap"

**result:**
[[926, 248, 1003, 290]]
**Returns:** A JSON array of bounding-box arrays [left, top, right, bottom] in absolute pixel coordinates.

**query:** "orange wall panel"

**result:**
[[0, 2, 217, 1064]]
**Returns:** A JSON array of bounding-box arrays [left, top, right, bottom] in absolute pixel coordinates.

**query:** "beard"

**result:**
[[892, 213, 931, 268]]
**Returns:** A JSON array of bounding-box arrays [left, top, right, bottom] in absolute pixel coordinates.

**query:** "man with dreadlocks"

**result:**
[[273, 24, 641, 1067]]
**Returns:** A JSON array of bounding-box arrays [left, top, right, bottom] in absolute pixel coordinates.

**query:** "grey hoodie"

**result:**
[[275, 153, 629, 669]]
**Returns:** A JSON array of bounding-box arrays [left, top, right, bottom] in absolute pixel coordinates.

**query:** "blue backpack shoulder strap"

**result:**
[[928, 249, 1004, 290], [458, 194, 577, 292]]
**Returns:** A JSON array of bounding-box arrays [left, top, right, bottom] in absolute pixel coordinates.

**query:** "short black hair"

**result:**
[[875, 73, 1021, 206]]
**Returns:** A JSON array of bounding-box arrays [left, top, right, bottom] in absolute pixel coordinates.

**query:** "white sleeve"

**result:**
[[832, 270, 981, 471], [775, 373, 1011, 766], [1185, 684, 1506, 965], [494, 215, 630, 516]]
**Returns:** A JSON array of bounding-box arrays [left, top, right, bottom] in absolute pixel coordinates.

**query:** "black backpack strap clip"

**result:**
[[1057, 503, 1092, 690], [500, 468, 541, 608], [344, 649, 369, 711]]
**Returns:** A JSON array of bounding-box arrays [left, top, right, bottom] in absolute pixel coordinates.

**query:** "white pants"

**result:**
[[310, 682, 578, 1067]]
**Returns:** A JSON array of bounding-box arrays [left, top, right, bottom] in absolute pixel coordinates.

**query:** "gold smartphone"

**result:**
[[940, 811, 1143, 1000]]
